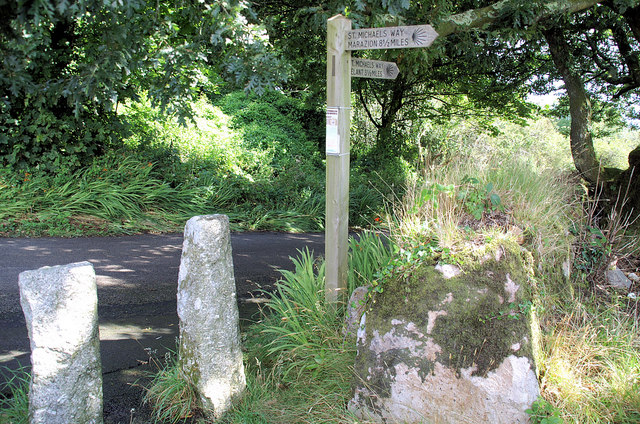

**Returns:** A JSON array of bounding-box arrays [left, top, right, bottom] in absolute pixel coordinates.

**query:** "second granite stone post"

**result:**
[[177, 215, 246, 419]]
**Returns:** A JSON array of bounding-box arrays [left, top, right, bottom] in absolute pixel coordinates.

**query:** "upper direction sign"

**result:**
[[351, 58, 399, 80], [346, 24, 438, 51]]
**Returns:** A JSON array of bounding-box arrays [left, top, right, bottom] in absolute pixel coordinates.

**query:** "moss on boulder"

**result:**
[[349, 242, 539, 423]]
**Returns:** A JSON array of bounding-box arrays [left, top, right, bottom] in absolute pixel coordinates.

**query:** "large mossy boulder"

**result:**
[[349, 243, 539, 423]]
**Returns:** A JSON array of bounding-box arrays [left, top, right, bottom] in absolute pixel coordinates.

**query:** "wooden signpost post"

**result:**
[[325, 15, 351, 305], [325, 15, 438, 304]]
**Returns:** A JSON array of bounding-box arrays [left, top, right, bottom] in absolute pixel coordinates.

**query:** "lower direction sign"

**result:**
[[351, 58, 399, 80]]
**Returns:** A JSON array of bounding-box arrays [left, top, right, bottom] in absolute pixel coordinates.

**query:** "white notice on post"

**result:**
[[326, 108, 340, 155]]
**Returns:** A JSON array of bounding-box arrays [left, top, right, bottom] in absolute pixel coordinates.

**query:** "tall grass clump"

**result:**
[[381, 115, 576, 266], [218, 234, 392, 423], [348, 231, 393, 294], [539, 299, 640, 423], [257, 248, 339, 381], [0, 366, 30, 424], [394, 154, 575, 268], [0, 153, 237, 236], [259, 233, 393, 379], [143, 351, 204, 424]]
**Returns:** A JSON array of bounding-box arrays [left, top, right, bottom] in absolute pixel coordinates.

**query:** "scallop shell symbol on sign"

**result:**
[[385, 63, 399, 79], [410, 27, 431, 46]]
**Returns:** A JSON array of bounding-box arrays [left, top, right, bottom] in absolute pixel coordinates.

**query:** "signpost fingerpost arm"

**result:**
[[325, 15, 351, 305]]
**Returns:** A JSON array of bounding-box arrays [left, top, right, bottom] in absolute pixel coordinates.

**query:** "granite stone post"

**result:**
[[19, 261, 103, 424], [177, 215, 246, 419]]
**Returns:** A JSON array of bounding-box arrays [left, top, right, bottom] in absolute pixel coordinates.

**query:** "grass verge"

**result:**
[[391, 153, 640, 423], [144, 233, 391, 423], [0, 366, 30, 424]]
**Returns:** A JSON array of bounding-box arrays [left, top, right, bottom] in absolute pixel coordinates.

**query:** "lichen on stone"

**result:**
[[359, 242, 536, 378], [351, 242, 540, 423]]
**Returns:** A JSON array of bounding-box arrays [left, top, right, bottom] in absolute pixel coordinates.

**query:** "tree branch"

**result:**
[[610, 15, 640, 95], [357, 83, 381, 129], [435, 0, 602, 37]]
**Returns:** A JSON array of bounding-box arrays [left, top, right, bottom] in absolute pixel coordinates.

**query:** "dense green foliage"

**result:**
[[541, 2, 640, 120], [0, 89, 406, 236], [0, 0, 286, 170], [2, 0, 637, 190], [0, 90, 327, 235], [255, 0, 542, 150]]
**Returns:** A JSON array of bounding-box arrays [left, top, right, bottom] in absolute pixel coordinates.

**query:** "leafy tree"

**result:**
[[254, 0, 544, 149], [541, 1, 640, 182], [254, 0, 639, 185], [4, 0, 639, 196], [0, 0, 286, 170]]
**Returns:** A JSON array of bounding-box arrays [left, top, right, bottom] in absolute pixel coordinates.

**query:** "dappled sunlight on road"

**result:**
[[99, 322, 175, 341], [0, 232, 325, 381], [20, 245, 76, 254], [0, 349, 28, 363]]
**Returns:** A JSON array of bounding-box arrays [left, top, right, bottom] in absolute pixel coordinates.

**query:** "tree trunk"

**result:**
[[615, 145, 640, 216], [544, 26, 602, 183], [376, 75, 408, 155], [623, 4, 640, 42], [355, 76, 408, 157]]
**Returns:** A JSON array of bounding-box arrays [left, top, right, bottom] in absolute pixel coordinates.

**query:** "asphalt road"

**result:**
[[0, 232, 325, 386]]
